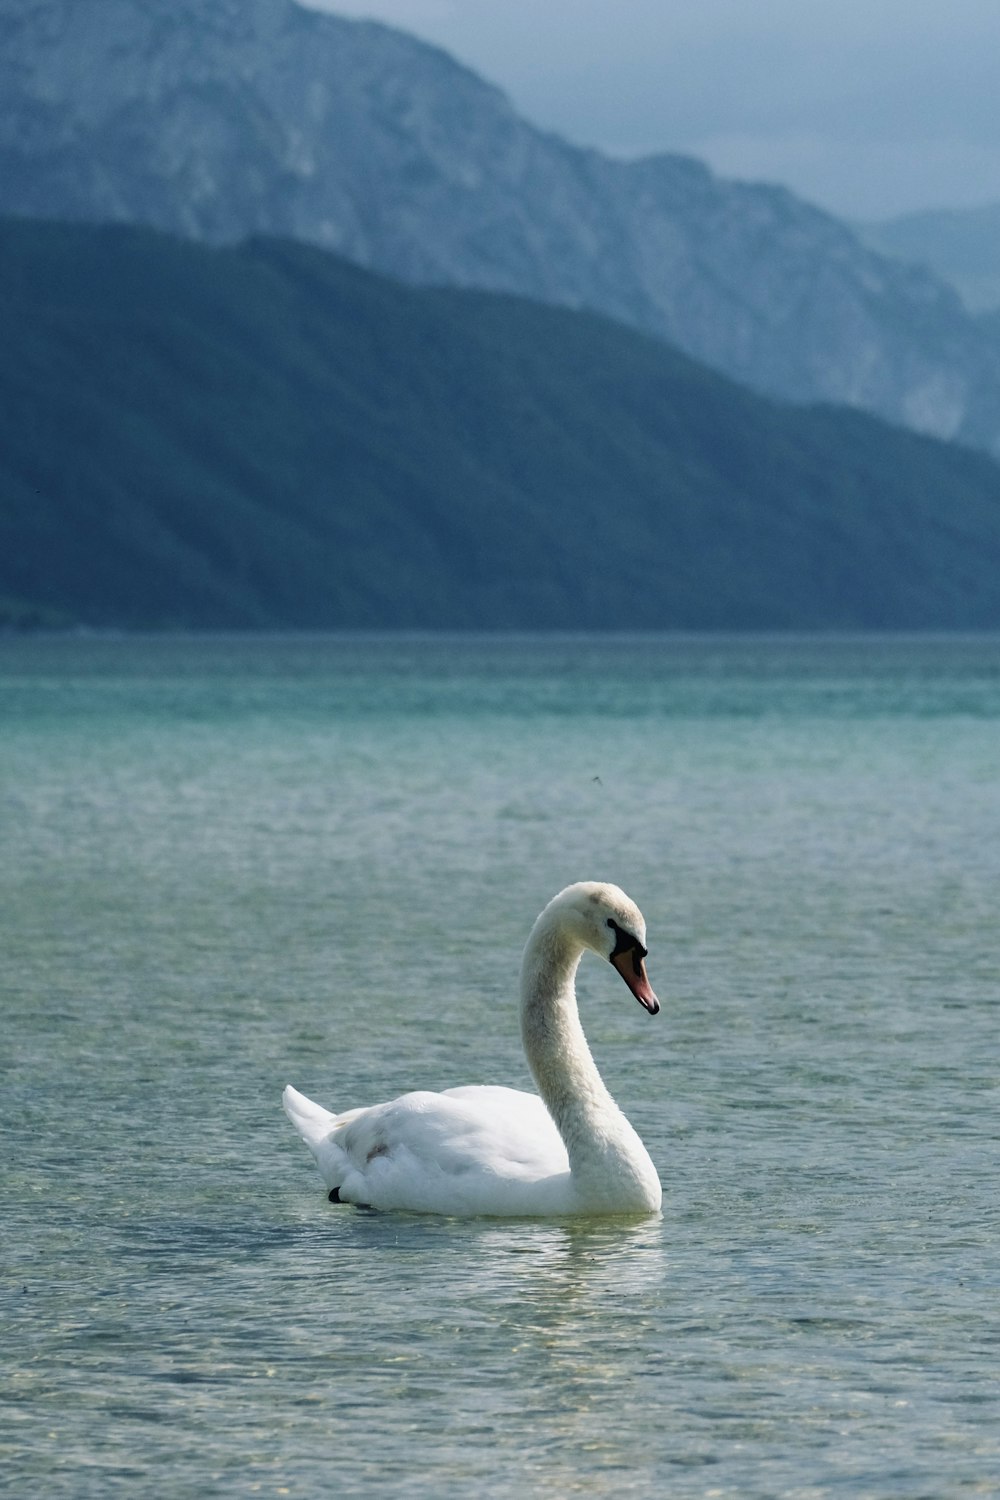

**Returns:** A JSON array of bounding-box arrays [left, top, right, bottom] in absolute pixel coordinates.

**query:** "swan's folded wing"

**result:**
[[330, 1087, 569, 1212]]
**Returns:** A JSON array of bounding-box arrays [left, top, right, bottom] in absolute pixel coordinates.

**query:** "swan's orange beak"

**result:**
[[611, 949, 660, 1015]]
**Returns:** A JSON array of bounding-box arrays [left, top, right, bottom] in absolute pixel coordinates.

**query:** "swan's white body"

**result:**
[[283, 882, 662, 1217]]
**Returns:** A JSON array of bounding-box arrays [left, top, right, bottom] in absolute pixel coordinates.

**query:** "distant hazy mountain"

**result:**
[[859, 203, 1000, 315], [3, 218, 1000, 631], [3, 0, 1000, 456]]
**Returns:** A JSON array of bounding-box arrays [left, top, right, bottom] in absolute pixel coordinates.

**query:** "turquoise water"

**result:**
[[2, 633, 999, 1497]]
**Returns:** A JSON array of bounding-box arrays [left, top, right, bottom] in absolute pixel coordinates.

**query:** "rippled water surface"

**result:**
[[2, 634, 999, 1497]]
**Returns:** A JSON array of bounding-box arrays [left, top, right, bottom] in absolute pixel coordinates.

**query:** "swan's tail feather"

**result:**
[[283, 1084, 353, 1194], [283, 1084, 337, 1148]]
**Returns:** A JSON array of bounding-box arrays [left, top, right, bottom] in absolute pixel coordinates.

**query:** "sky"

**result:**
[[304, 0, 1000, 222]]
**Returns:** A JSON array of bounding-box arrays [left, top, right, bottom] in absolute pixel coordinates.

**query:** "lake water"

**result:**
[[2, 633, 999, 1497]]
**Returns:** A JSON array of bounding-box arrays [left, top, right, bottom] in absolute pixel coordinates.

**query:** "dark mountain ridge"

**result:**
[[3, 217, 1000, 631], [3, 0, 1000, 455]]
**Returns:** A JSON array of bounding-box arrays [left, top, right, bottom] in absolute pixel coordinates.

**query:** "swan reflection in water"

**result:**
[[330, 1207, 672, 1470]]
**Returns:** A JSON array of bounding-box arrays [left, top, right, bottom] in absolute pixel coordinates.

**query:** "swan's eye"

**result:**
[[607, 917, 647, 962]]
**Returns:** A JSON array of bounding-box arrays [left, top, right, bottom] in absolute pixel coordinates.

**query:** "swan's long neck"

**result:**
[[519, 914, 659, 1210]]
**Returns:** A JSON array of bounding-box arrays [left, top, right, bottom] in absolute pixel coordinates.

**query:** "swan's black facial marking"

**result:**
[[607, 916, 659, 1014], [607, 917, 647, 974]]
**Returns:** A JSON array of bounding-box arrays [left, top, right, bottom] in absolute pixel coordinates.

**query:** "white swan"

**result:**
[[282, 882, 662, 1217]]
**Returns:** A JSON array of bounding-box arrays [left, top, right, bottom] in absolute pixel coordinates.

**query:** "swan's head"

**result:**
[[546, 882, 660, 1015]]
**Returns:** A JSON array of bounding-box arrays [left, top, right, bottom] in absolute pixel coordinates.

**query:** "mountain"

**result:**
[[3, 217, 1000, 632], [859, 203, 1000, 315], [3, 0, 1000, 457]]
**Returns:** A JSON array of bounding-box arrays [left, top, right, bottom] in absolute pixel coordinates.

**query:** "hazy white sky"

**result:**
[[303, 0, 1000, 220]]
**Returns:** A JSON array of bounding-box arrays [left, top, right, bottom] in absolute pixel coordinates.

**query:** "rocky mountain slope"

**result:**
[[3, 0, 1000, 455], [4, 217, 1000, 631], [859, 203, 1000, 315]]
